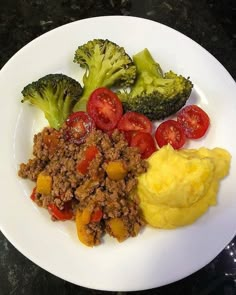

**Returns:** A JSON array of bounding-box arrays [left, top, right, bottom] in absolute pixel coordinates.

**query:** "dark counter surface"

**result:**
[[0, 1, 236, 294]]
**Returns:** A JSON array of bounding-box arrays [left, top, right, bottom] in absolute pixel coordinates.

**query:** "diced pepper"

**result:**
[[77, 159, 89, 175], [30, 187, 37, 201], [90, 208, 103, 223], [77, 146, 99, 174], [107, 218, 128, 242], [43, 130, 60, 154], [48, 203, 73, 221], [85, 146, 99, 161], [36, 173, 52, 195], [105, 161, 127, 180], [75, 210, 95, 247], [81, 207, 92, 224]]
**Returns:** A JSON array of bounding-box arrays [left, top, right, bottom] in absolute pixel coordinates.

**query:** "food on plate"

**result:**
[[130, 132, 157, 159], [116, 110, 156, 159], [154, 105, 210, 149], [177, 104, 210, 139], [87, 87, 123, 131], [155, 119, 186, 149], [21, 74, 83, 129], [18, 114, 148, 246], [77, 145, 99, 174], [117, 111, 152, 134], [137, 145, 231, 228], [63, 111, 95, 145], [18, 39, 230, 247], [85, 87, 157, 160], [21, 42, 193, 127], [73, 39, 136, 111], [118, 48, 193, 120], [36, 173, 52, 195], [105, 161, 127, 180]]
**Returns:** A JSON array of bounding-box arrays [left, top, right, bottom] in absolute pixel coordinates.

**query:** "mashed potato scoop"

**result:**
[[137, 145, 231, 229]]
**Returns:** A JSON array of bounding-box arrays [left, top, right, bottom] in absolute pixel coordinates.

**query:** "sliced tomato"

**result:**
[[130, 132, 157, 159], [64, 111, 95, 145], [155, 120, 186, 149], [48, 202, 73, 221], [117, 112, 152, 134], [77, 146, 99, 174], [177, 105, 210, 139], [90, 208, 103, 222], [119, 130, 136, 145], [87, 87, 123, 131]]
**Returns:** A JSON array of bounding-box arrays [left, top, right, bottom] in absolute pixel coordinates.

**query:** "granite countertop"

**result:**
[[0, 1, 236, 294]]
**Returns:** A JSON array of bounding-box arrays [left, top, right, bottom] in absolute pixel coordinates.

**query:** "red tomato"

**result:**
[[117, 112, 152, 134], [130, 132, 157, 159], [64, 111, 95, 145], [155, 120, 186, 149], [77, 146, 99, 174], [90, 208, 103, 222], [48, 202, 73, 221], [87, 87, 123, 131], [123, 130, 137, 145], [177, 105, 210, 139]]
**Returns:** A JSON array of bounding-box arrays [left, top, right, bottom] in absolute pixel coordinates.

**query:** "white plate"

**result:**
[[0, 16, 236, 291]]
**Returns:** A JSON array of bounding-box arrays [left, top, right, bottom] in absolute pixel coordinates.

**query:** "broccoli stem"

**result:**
[[133, 48, 163, 78], [73, 93, 89, 111], [45, 113, 62, 130]]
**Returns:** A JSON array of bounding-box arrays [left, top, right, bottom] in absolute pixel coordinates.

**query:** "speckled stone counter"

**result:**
[[0, 1, 236, 295]]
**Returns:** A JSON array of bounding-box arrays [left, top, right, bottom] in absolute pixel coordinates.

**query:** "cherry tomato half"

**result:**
[[87, 87, 123, 131], [177, 105, 210, 139], [117, 112, 152, 133], [130, 131, 157, 159], [122, 130, 137, 145], [155, 120, 186, 149], [64, 111, 95, 145]]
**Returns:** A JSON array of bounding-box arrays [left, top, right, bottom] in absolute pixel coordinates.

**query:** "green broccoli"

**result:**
[[119, 48, 193, 120], [21, 74, 83, 129], [73, 39, 137, 111]]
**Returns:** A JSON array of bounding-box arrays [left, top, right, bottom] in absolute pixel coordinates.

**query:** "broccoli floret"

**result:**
[[21, 74, 83, 129], [73, 39, 137, 111], [119, 48, 193, 120]]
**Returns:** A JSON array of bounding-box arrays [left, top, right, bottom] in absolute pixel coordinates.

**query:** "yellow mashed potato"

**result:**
[[137, 145, 231, 229]]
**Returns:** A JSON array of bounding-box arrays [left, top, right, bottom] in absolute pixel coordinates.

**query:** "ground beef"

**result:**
[[18, 127, 148, 246], [18, 158, 47, 181]]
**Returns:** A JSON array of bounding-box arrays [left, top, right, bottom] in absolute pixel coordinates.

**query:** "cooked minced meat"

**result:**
[[18, 127, 148, 246]]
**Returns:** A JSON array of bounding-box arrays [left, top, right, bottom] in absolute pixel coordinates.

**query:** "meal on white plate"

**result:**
[[18, 39, 231, 247]]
